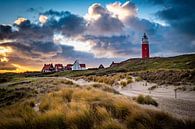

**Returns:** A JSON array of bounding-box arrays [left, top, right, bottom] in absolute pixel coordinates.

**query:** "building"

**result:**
[[110, 61, 120, 67], [65, 60, 86, 70], [65, 64, 73, 70], [42, 64, 55, 73], [55, 64, 64, 72], [142, 33, 150, 59], [98, 64, 104, 69], [72, 60, 86, 70]]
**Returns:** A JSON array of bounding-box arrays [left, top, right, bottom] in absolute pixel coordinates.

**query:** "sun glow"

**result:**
[[11, 63, 39, 73], [0, 46, 13, 62]]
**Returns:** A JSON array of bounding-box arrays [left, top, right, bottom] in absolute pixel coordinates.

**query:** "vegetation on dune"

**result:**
[[1, 54, 194, 86], [45, 54, 195, 86], [80, 73, 133, 87], [0, 87, 194, 129], [132, 69, 195, 85], [0, 78, 75, 107], [135, 94, 158, 107], [120, 81, 127, 87]]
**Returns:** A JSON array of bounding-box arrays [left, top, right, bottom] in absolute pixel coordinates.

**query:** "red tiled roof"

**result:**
[[67, 64, 73, 67], [55, 64, 63, 67], [80, 64, 86, 67], [42, 64, 54, 71], [55, 64, 63, 71]]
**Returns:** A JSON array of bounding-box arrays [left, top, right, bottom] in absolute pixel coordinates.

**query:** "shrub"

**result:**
[[135, 77, 143, 82], [136, 95, 158, 107], [120, 81, 127, 87], [127, 78, 133, 84], [176, 86, 186, 91], [148, 85, 158, 90]]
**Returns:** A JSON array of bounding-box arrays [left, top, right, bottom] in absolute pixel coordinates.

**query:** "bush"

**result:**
[[120, 81, 127, 87], [136, 95, 158, 107], [127, 78, 133, 84], [135, 77, 143, 82], [148, 85, 158, 90]]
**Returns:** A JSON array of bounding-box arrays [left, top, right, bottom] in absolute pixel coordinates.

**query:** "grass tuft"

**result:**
[[136, 95, 158, 107]]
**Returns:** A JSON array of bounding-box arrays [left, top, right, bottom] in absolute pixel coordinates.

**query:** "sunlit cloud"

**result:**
[[14, 17, 28, 25], [39, 15, 48, 24], [53, 34, 92, 52], [0, 46, 12, 62], [106, 1, 137, 20], [0, 39, 16, 44]]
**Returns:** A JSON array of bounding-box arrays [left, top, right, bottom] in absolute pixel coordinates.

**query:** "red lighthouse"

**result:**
[[142, 33, 150, 59]]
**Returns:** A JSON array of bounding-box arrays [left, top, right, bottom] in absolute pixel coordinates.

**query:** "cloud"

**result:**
[[0, 62, 17, 70], [145, 0, 195, 36], [14, 18, 28, 25], [39, 15, 48, 24], [85, 3, 124, 36], [0, 25, 12, 39], [107, 1, 137, 20], [41, 10, 86, 36], [0, 1, 195, 72]]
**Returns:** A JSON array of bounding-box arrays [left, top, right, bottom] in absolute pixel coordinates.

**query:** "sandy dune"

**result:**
[[69, 77, 195, 119]]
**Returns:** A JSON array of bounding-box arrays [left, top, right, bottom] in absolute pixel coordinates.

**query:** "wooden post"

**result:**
[[174, 89, 177, 99]]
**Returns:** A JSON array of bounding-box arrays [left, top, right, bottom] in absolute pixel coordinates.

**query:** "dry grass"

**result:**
[[0, 78, 75, 107], [82, 73, 133, 87], [0, 87, 194, 129]]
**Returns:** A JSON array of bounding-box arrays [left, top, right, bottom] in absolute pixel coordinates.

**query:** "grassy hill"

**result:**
[[49, 54, 195, 84], [1, 54, 194, 85], [108, 54, 195, 72]]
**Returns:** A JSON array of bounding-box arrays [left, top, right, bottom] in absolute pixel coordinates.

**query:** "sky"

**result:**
[[0, 0, 195, 73]]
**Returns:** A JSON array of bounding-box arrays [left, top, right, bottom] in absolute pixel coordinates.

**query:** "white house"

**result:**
[[72, 60, 86, 70]]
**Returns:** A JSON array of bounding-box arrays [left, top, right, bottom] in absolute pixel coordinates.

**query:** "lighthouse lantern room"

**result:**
[[142, 33, 150, 59]]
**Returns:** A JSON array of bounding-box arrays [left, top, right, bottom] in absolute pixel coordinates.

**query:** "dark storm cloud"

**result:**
[[41, 10, 86, 36], [145, 0, 195, 36], [83, 35, 140, 57], [0, 25, 12, 39], [31, 41, 60, 53], [125, 17, 161, 35]]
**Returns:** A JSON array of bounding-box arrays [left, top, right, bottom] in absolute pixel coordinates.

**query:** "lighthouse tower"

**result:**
[[142, 33, 150, 59]]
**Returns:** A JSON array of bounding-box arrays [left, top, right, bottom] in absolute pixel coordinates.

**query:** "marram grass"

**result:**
[[0, 87, 194, 129]]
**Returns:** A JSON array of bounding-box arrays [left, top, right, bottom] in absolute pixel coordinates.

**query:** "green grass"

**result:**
[[42, 54, 195, 85]]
